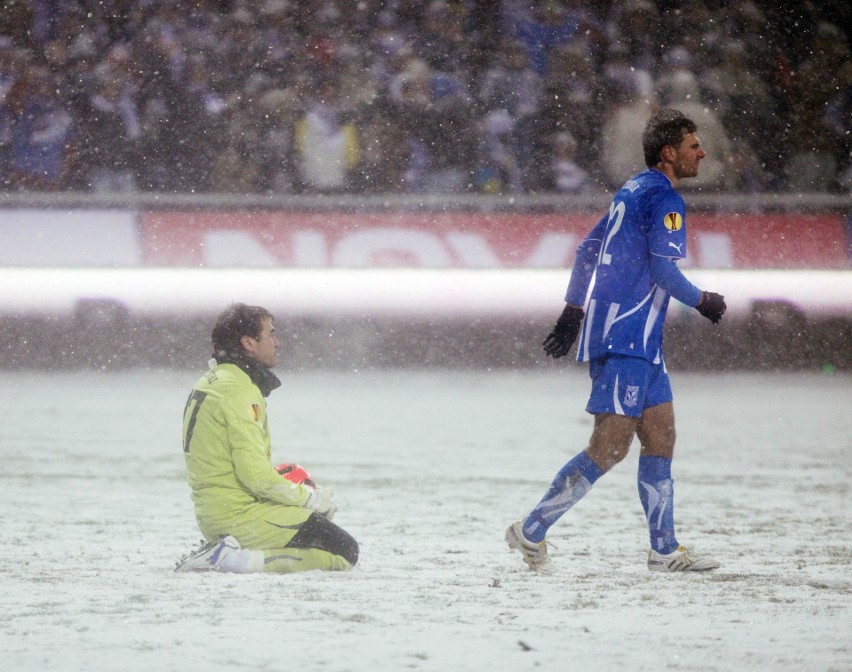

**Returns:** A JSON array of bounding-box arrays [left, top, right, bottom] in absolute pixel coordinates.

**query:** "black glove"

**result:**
[[542, 304, 584, 358], [695, 291, 726, 324]]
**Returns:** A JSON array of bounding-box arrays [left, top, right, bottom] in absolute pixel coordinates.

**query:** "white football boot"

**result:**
[[505, 521, 554, 573], [647, 545, 721, 572], [174, 535, 241, 573]]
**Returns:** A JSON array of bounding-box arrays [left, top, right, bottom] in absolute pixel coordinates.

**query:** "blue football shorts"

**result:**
[[585, 354, 673, 418]]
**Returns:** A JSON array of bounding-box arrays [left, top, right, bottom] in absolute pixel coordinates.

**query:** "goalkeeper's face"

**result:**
[[242, 317, 280, 368]]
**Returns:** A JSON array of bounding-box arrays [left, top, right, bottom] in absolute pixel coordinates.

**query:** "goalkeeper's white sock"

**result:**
[[219, 548, 265, 573]]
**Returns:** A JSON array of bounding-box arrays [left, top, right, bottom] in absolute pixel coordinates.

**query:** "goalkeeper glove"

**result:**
[[305, 484, 337, 520], [542, 304, 584, 358], [695, 291, 726, 324]]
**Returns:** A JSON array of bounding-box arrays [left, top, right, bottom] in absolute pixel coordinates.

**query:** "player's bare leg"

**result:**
[[585, 412, 639, 472], [636, 401, 675, 459]]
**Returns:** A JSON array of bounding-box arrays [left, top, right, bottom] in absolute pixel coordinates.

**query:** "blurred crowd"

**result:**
[[0, 0, 850, 195]]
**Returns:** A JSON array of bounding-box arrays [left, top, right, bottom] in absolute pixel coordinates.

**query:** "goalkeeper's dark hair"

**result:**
[[642, 108, 697, 167], [211, 303, 274, 356]]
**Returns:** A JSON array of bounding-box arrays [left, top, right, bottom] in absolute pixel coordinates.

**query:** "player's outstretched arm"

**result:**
[[543, 303, 584, 358]]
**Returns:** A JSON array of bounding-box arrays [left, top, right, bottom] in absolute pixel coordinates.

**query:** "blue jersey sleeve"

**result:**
[[649, 255, 702, 307], [564, 215, 606, 306], [647, 190, 688, 260]]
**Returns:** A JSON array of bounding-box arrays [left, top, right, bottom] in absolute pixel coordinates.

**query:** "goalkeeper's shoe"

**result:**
[[505, 521, 553, 573], [174, 535, 240, 573], [647, 545, 720, 572]]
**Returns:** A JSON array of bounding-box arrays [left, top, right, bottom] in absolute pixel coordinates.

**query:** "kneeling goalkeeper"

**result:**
[[175, 303, 358, 573]]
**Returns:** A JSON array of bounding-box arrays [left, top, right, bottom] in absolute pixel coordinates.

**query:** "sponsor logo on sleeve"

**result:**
[[663, 212, 683, 231], [249, 403, 261, 422]]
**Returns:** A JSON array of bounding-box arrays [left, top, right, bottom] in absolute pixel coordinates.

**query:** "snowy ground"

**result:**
[[1, 366, 849, 672]]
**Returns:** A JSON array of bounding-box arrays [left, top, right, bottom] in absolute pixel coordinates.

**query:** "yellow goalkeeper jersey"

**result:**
[[182, 362, 311, 522]]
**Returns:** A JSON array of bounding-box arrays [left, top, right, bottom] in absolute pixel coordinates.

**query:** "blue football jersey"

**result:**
[[573, 169, 692, 364]]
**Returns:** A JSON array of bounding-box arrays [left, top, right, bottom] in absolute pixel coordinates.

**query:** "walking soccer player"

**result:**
[[506, 108, 727, 573]]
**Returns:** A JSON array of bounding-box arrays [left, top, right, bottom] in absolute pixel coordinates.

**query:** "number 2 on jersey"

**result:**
[[599, 200, 626, 266]]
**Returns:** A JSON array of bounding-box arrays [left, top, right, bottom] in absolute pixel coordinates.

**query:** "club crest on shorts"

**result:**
[[623, 385, 640, 408], [663, 212, 683, 231]]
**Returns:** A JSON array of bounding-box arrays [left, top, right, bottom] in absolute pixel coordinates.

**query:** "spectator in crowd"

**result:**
[[727, 138, 773, 199], [548, 130, 592, 193], [252, 0, 299, 84], [335, 46, 405, 193], [134, 18, 228, 192], [785, 21, 850, 192], [504, 0, 585, 76], [654, 46, 700, 106], [367, 10, 414, 87], [210, 130, 262, 192], [293, 72, 360, 193], [478, 38, 544, 127], [474, 108, 522, 193], [71, 61, 142, 192], [389, 57, 477, 193], [601, 41, 653, 102], [540, 41, 607, 185], [409, 0, 478, 77], [704, 38, 784, 190], [605, 0, 660, 76], [5, 63, 76, 190], [254, 86, 302, 193], [828, 60, 852, 191], [173, 53, 229, 191], [477, 38, 544, 192], [355, 95, 411, 193], [0, 37, 20, 186]]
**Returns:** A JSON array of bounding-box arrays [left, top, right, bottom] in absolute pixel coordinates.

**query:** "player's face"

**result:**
[[243, 317, 280, 367], [672, 132, 705, 179]]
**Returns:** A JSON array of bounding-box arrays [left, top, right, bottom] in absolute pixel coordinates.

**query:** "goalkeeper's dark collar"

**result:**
[[212, 351, 282, 397]]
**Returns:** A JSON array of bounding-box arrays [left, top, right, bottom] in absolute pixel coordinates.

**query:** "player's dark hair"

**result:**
[[211, 303, 274, 355], [642, 108, 697, 167]]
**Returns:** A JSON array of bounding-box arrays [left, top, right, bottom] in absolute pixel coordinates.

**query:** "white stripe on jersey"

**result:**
[[643, 286, 667, 353], [610, 286, 655, 327], [579, 285, 669, 362], [581, 299, 596, 362], [613, 373, 624, 414], [602, 302, 620, 341]]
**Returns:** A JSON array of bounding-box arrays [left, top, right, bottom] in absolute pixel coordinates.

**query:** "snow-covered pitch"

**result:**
[[1, 367, 849, 671]]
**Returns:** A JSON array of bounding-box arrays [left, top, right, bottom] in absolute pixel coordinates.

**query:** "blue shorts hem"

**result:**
[[585, 354, 673, 417]]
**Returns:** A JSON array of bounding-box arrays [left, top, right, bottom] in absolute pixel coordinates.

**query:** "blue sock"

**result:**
[[638, 455, 679, 554], [522, 451, 604, 543]]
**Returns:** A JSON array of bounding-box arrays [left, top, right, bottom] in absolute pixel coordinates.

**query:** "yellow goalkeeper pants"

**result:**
[[197, 502, 358, 573]]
